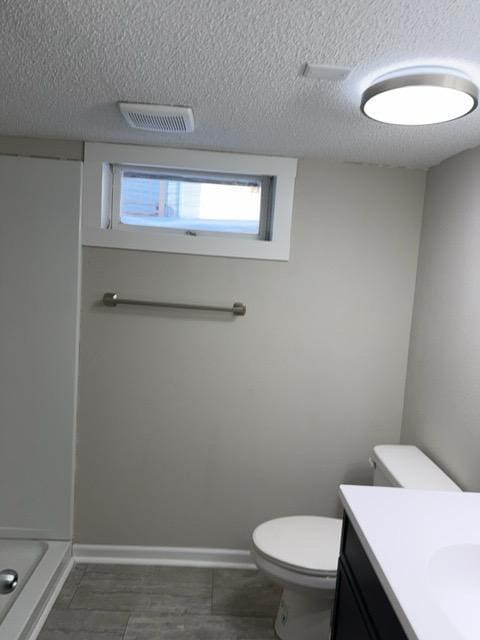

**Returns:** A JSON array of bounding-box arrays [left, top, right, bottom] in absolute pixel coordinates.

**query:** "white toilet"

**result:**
[[251, 445, 461, 640]]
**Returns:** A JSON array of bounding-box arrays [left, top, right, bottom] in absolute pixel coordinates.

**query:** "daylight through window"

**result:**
[[114, 167, 272, 238]]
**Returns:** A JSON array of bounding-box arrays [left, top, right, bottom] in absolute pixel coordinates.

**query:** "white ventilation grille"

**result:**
[[119, 103, 194, 133]]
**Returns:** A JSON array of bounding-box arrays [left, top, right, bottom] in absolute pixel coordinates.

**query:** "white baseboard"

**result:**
[[73, 544, 256, 569]]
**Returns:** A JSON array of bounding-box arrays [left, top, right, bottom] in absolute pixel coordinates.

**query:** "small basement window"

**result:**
[[82, 143, 297, 260], [112, 166, 273, 239]]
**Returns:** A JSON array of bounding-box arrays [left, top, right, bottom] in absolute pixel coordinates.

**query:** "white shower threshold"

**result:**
[[0, 539, 71, 640]]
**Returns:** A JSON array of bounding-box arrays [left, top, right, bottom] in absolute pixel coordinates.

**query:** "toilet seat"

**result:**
[[252, 515, 342, 577]]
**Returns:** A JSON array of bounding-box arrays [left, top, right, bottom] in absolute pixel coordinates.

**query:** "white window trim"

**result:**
[[82, 142, 297, 260]]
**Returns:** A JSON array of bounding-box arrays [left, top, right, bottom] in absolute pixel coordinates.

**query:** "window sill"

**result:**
[[82, 226, 290, 260]]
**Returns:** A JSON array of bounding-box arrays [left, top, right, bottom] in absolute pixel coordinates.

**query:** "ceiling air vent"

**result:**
[[302, 63, 351, 81], [118, 102, 194, 133]]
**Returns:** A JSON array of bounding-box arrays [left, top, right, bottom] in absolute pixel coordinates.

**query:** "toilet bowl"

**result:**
[[251, 445, 462, 640], [251, 515, 342, 640]]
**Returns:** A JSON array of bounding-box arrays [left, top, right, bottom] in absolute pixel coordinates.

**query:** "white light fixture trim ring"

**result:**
[[361, 72, 478, 125]]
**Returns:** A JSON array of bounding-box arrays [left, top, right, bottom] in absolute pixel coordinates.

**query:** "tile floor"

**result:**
[[38, 564, 282, 639]]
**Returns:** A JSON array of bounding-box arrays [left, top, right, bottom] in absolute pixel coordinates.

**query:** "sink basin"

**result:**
[[428, 544, 480, 638]]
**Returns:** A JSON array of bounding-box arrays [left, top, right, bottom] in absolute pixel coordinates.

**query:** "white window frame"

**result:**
[[82, 142, 297, 260]]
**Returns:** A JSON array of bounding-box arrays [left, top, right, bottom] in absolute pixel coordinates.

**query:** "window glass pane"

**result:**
[[119, 169, 263, 235]]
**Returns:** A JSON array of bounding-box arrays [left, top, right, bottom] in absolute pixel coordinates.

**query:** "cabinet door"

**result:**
[[341, 516, 408, 640], [332, 563, 376, 640]]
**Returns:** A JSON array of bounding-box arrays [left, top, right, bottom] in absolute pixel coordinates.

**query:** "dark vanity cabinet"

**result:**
[[331, 515, 409, 640]]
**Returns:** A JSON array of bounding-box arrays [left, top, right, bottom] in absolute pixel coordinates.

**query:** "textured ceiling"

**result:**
[[2, 0, 480, 168]]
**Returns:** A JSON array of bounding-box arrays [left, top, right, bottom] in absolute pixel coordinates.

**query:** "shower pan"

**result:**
[[0, 540, 70, 640]]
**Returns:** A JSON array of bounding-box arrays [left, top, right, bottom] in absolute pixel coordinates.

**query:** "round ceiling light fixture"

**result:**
[[361, 69, 478, 125]]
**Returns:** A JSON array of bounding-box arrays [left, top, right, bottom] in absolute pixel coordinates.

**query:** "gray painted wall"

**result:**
[[0, 135, 83, 161], [402, 148, 480, 490], [0, 155, 81, 539], [75, 159, 425, 548]]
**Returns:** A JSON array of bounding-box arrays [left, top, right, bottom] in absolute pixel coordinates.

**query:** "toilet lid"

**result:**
[[252, 516, 342, 575]]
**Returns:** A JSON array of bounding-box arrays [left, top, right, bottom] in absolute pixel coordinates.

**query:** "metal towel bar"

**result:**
[[102, 292, 246, 316]]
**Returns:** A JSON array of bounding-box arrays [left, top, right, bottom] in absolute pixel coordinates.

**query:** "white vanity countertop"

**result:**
[[339, 485, 480, 640]]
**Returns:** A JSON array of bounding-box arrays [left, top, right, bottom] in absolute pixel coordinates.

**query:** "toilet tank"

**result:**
[[370, 445, 461, 491]]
